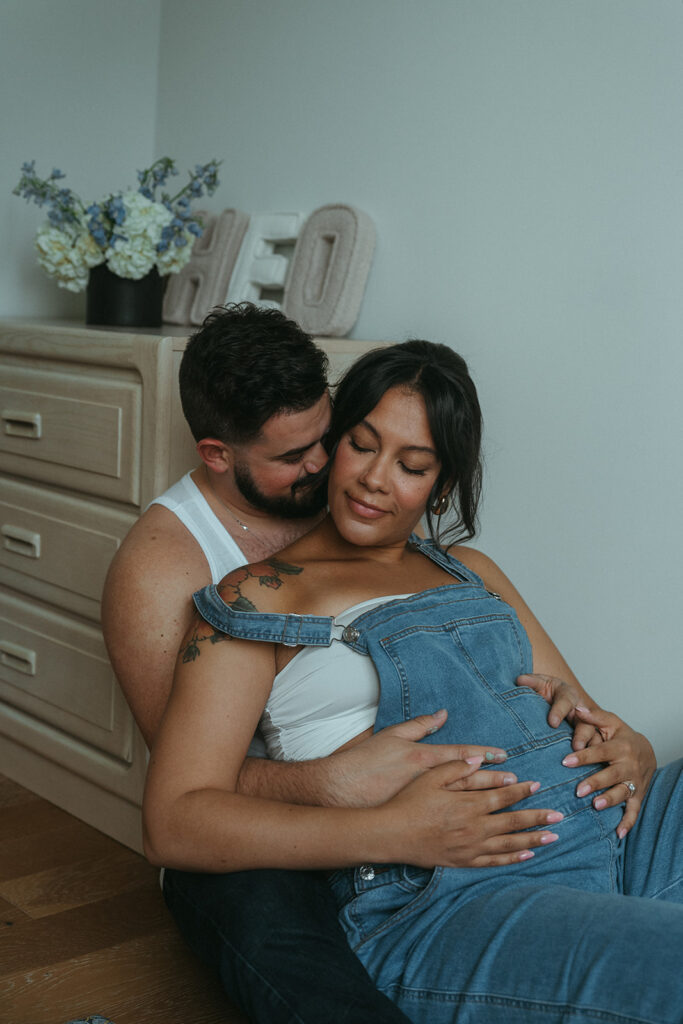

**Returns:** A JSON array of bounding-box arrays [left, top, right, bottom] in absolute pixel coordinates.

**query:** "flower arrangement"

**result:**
[[13, 157, 221, 292]]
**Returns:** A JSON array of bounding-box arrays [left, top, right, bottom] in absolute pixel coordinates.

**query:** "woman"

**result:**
[[144, 340, 682, 1024]]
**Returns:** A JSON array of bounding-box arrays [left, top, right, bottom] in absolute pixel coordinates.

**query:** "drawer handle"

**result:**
[[1, 410, 42, 439], [0, 640, 37, 676], [2, 524, 41, 559]]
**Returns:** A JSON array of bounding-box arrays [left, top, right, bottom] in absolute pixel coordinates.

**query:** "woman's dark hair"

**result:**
[[179, 303, 328, 444], [326, 339, 483, 547]]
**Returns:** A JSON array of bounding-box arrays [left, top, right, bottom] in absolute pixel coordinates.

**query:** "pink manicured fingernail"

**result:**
[[519, 850, 534, 861], [529, 781, 541, 794], [546, 811, 564, 823], [593, 797, 607, 809], [617, 827, 627, 840], [503, 775, 517, 785], [575, 705, 590, 713], [576, 783, 591, 797], [540, 832, 559, 844], [465, 756, 484, 765], [562, 755, 579, 767], [493, 752, 507, 762]]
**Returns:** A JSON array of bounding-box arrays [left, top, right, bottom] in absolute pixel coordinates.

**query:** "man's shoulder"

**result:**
[[127, 501, 204, 556], [105, 501, 210, 599]]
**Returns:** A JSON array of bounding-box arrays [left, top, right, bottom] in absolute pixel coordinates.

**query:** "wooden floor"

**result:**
[[0, 775, 247, 1024]]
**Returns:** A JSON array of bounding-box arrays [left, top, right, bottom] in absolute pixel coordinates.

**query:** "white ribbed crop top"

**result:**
[[260, 594, 413, 761]]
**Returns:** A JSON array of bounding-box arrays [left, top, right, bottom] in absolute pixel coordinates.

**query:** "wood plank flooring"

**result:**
[[0, 775, 247, 1024]]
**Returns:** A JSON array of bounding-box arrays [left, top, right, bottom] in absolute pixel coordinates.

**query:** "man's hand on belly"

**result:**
[[318, 710, 509, 808]]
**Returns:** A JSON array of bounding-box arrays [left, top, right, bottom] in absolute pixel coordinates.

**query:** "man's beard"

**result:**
[[233, 461, 328, 519]]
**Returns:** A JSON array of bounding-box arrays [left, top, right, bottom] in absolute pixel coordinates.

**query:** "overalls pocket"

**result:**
[[329, 865, 442, 951]]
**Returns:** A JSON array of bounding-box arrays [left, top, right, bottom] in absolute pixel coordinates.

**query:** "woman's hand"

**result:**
[[561, 705, 656, 838], [516, 673, 600, 749], [381, 758, 564, 869]]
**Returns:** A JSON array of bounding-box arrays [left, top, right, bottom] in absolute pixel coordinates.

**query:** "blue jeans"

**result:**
[[162, 866, 411, 1023]]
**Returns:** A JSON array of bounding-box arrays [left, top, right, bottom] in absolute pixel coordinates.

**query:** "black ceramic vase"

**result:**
[[86, 264, 164, 328]]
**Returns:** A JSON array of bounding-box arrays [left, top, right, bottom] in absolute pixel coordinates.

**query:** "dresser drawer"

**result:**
[[0, 479, 135, 620], [0, 591, 134, 763], [0, 363, 141, 504]]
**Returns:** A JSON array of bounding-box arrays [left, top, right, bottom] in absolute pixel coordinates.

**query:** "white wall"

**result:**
[[155, 0, 682, 761], [0, 0, 161, 318], [2, 1, 680, 760]]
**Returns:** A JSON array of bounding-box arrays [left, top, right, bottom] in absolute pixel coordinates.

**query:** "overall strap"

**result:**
[[409, 533, 486, 587], [193, 584, 334, 647]]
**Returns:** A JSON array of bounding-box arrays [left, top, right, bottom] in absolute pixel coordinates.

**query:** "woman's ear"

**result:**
[[196, 437, 233, 475]]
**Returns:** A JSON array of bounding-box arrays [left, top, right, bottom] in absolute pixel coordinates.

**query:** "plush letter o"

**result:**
[[283, 205, 375, 337]]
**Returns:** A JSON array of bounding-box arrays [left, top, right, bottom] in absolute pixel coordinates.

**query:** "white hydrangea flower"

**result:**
[[155, 228, 196, 275], [104, 191, 172, 280], [35, 224, 104, 293]]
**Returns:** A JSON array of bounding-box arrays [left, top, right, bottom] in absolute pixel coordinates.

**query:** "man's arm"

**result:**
[[101, 504, 211, 748], [237, 712, 510, 807]]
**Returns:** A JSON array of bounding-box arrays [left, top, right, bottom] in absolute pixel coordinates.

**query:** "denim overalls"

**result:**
[[193, 537, 683, 1024]]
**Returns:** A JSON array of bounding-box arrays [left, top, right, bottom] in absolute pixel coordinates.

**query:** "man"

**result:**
[[101, 304, 555, 1022]]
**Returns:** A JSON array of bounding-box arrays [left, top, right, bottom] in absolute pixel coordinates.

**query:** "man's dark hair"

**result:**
[[325, 339, 483, 547], [179, 303, 329, 444]]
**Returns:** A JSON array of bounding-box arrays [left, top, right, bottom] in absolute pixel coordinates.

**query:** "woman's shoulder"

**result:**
[[215, 553, 307, 615], [447, 544, 515, 593], [446, 544, 502, 579]]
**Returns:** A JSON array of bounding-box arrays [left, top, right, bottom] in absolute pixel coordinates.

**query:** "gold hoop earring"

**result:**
[[431, 494, 449, 516]]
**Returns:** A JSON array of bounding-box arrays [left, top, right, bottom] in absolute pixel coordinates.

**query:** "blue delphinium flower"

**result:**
[[139, 157, 220, 259], [86, 203, 108, 247], [107, 195, 126, 226], [13, 162, 81, 230]]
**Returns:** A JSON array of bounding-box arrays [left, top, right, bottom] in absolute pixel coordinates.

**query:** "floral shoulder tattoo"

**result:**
[[180, 557, 303, 664]]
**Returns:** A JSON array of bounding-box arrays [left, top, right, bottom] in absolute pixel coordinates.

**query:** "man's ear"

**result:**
[[196, 437, 233, 474]]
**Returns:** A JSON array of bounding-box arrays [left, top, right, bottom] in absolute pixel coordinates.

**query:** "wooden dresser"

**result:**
[[0, 320, 376, 851]]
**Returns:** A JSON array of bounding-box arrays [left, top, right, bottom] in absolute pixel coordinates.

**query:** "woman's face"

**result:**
[[328, 386, 442, 551]]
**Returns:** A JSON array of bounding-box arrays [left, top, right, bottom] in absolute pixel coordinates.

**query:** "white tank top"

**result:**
[[261, 594, 413, 760], [150, 471, 245, 583], [151, 472, 269, 758]]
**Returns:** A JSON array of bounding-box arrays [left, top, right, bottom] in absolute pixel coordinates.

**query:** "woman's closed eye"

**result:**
[[349, 436, 373, 454], [350, 436, 429, 476]]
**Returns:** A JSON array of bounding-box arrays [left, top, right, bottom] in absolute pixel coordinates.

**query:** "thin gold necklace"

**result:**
[[204, 465, 254, 534]]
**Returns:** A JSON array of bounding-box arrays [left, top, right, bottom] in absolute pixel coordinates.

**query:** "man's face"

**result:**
[[232, 393, 331, 518]]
